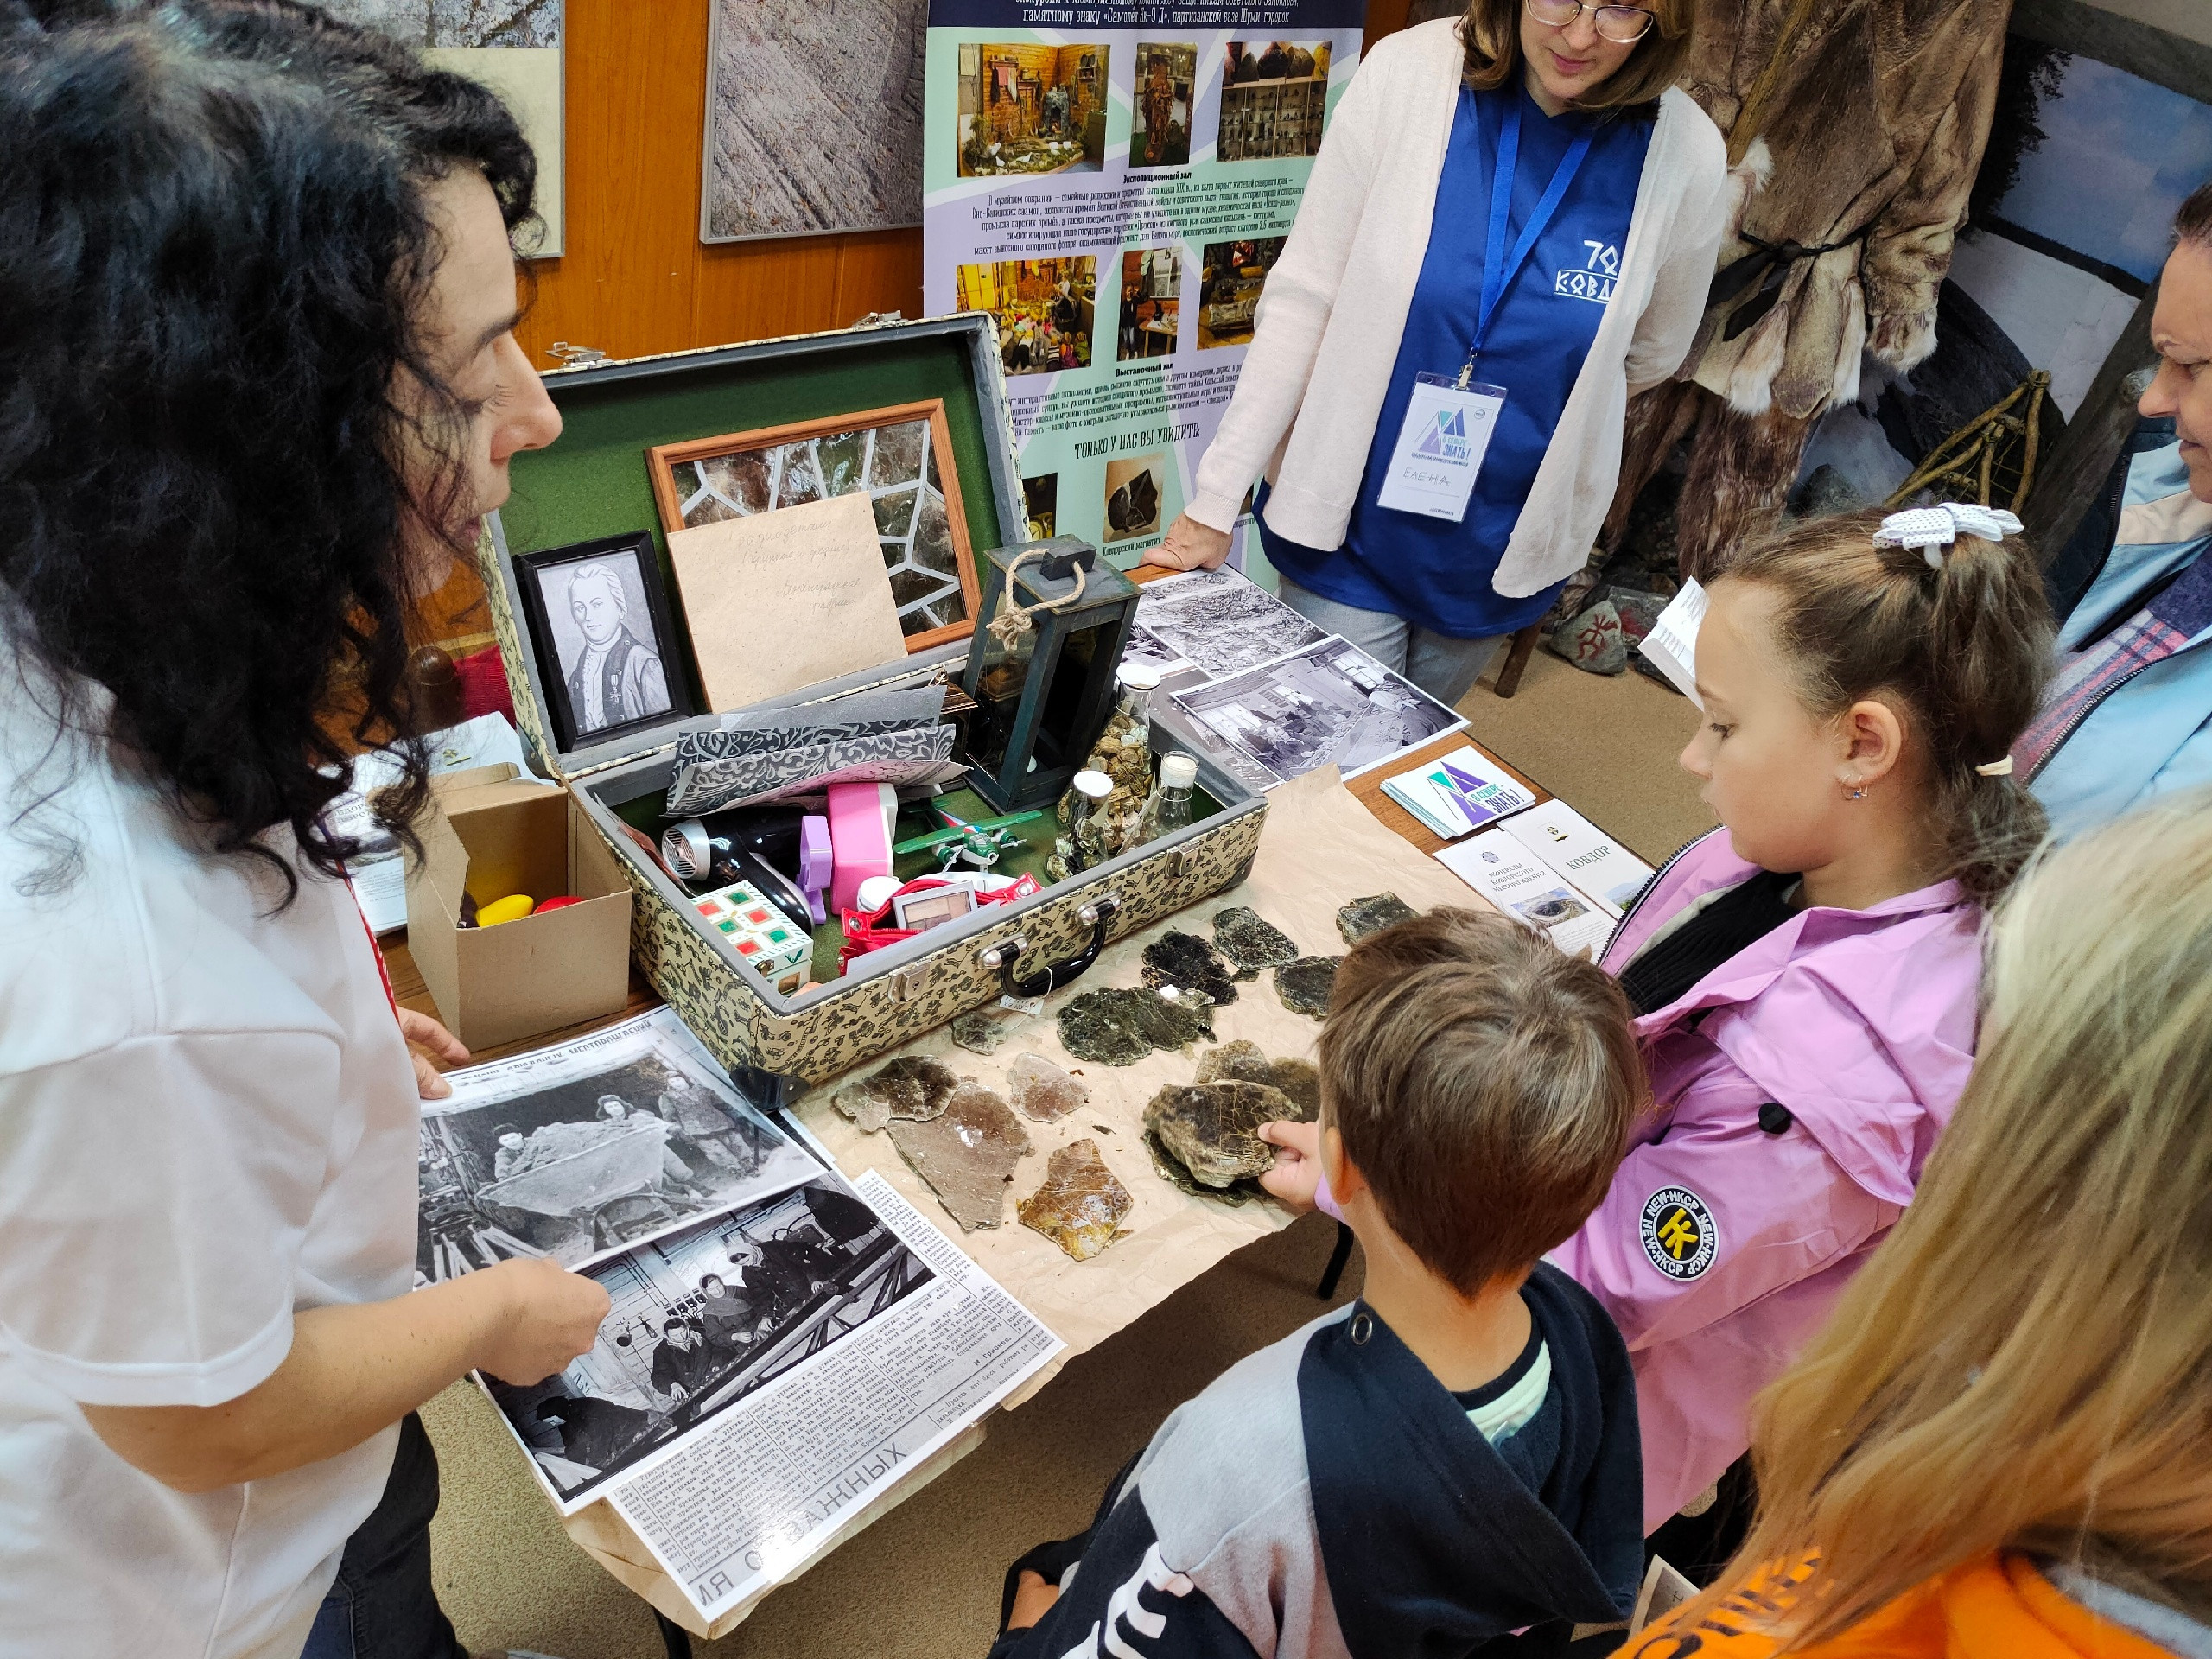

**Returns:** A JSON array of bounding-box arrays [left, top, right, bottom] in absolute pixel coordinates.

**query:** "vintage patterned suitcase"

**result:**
[[479, 315, 1267, 1083]]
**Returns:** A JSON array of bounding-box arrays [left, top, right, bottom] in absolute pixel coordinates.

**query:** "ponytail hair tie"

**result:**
[[1974, 756, 2015, 778], [1874, 504, 2023, 569]]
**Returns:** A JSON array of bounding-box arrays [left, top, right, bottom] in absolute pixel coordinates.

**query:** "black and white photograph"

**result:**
[[416, 1008, 820, 1281], [486, 1178, 933, 1507], [1124, 566, 1328, 680], [512, 531, 695, 753], [1172, 634, 1464, 788]]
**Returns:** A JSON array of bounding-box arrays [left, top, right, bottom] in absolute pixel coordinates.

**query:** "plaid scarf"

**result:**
[[2017, 548, 2212, 780]]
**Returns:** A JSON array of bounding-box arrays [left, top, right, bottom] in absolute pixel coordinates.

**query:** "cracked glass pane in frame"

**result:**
[[664, 410, 969, 636], [868, 419, 929, 491], [775, 442, 823, 506], [872, 483, 918, 539], [912, 484, 957, 578], [817, 429, 868, 497]]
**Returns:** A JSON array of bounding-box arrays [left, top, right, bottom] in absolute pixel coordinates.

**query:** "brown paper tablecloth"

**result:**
[[795, 764, 1494, 1358]]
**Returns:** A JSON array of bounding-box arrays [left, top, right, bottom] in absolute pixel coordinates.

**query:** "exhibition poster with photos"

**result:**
[[921, 1, 1369, 560]]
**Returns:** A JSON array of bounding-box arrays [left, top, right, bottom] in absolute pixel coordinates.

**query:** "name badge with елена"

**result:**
[[1376, 372, 1506, 523]]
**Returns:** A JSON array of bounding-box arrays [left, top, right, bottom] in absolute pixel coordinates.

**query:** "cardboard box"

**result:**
[[405, 763, 632, 1049]]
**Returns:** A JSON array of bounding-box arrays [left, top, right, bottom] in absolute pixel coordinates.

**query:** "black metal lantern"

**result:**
[[957, 536, 1140, 814]]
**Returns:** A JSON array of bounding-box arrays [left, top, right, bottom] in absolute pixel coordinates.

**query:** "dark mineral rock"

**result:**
[[1141, 931, 1238, 1006], [1211, 906, 1298, 979], [1143, 1080, 1298, 1188], [1144, 1129, 1257, 1205], [886, 1080, 1031, 1232], [1129, 985, 1217, 1051], [1275, 956, 1344, 1019], [1056, 989, 1153, 1066], [1007, 1052, 1089, 1122], [833, 1054, 959, 1134], [950, 1007, 1018, 1058], [1058, 986, 1217, 1065], [1193, 1040, 1322, 1120], [1017, 1139, 1134, 1261], [1259, 1057, 1321, 1119], [1337, 892, 1417, 945]]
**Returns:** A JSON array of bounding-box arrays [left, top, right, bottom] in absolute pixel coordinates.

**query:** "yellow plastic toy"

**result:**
[[475, 893, 536, 927]]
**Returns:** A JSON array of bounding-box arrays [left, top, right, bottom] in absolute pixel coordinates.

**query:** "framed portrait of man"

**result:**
[[512, 531, 697, 754]]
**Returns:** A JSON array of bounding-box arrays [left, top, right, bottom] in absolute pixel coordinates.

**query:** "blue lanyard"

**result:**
[[1460, 92, 1596, 386]]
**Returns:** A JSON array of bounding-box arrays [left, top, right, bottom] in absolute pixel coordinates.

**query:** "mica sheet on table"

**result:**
[[796, 766, 1498, 1362]]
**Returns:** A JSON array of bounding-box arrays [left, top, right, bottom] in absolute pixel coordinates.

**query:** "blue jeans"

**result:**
[[1275, 576, 1507, 708], [300, 1414, 467, 1659]]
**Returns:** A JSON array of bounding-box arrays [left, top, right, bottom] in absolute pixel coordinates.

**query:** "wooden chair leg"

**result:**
[[1493, 623, 1543, 698], [1316, 1221, 1356, 1300]]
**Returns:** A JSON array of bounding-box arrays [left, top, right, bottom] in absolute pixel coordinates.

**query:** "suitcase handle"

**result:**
[[979, 892, 1122, 1000]]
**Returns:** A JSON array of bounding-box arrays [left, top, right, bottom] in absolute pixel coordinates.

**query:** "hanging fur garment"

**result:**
[[1605, 0, 2012, 578]]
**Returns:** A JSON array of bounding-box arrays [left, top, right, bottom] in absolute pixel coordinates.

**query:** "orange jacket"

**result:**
[[1628, 1553, 2178, 1659]]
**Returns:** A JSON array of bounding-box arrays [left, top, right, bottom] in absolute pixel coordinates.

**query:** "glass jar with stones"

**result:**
[[1067, 661, 1160, 857], [1046, 768, 1114, 881]]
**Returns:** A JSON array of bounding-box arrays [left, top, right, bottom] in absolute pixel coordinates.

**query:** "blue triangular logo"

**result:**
[[1413, 407, 1467, 458]]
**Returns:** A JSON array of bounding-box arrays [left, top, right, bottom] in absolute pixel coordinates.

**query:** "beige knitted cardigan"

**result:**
[[1187, 17, 1727, 599]]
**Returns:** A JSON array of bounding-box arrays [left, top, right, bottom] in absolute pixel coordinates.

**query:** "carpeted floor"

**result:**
[[1457, 645, 1717, 867], [426, 649, 1712, 1659]]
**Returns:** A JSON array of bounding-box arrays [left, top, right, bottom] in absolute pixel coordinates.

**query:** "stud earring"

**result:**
[[1846, 783, 1868, 801]]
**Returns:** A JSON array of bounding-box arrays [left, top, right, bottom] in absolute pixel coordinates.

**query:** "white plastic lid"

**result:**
[[1072, 768, 1114, 799], [1160, 752, 1198, 788], [1116, 662, 1163, 691], [855, 874, 902, 912]]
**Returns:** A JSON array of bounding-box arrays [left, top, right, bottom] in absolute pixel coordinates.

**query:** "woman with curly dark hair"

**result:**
[[0, 4, 606, 1656]]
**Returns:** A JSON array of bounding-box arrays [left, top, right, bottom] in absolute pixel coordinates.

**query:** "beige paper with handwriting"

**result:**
[[668, 492, 909, 711]]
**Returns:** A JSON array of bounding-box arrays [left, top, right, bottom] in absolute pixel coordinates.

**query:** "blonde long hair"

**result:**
[[1675, 794, 2212, 1647]]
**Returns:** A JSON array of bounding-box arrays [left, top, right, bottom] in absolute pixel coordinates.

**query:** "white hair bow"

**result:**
[[1874, 504, 2023, 568]]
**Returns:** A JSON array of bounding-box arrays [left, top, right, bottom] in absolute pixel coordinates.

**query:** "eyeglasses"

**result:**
[[1525, 0, 1658, 45]]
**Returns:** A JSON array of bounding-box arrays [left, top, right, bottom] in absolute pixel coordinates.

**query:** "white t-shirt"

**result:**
[[0, 652, 422, 1659]]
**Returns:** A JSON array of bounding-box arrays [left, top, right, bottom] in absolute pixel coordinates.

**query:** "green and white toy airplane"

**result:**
[[893, 806, 1046, 872]]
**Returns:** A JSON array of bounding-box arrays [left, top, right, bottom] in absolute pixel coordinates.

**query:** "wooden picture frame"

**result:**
[[512, 530, 700, 757], [645, 400, 982, 654]]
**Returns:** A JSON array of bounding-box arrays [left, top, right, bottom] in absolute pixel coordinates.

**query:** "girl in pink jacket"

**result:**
[[1268, 503, 2056, 1536]]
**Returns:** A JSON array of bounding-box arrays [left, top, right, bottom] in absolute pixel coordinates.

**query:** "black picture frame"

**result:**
[[512, 530, 697, 757]]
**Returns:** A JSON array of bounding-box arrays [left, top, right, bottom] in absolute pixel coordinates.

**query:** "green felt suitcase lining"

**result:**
[[500, 333, 1007, 715]]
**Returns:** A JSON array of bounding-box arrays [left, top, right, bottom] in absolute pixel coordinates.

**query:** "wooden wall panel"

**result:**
[[514, 0, 924, 367], [1364, 0, 1415, 48]]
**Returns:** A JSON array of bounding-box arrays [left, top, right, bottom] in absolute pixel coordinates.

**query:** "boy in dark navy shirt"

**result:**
[[991, 907, 1649, 1659]]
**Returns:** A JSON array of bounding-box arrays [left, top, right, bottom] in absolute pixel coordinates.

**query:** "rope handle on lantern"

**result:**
[[985, 548, 1090, 651]]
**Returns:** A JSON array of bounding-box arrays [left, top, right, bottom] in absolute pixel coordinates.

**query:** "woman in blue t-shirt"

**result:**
[[1153, 1, 1727, 704]]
